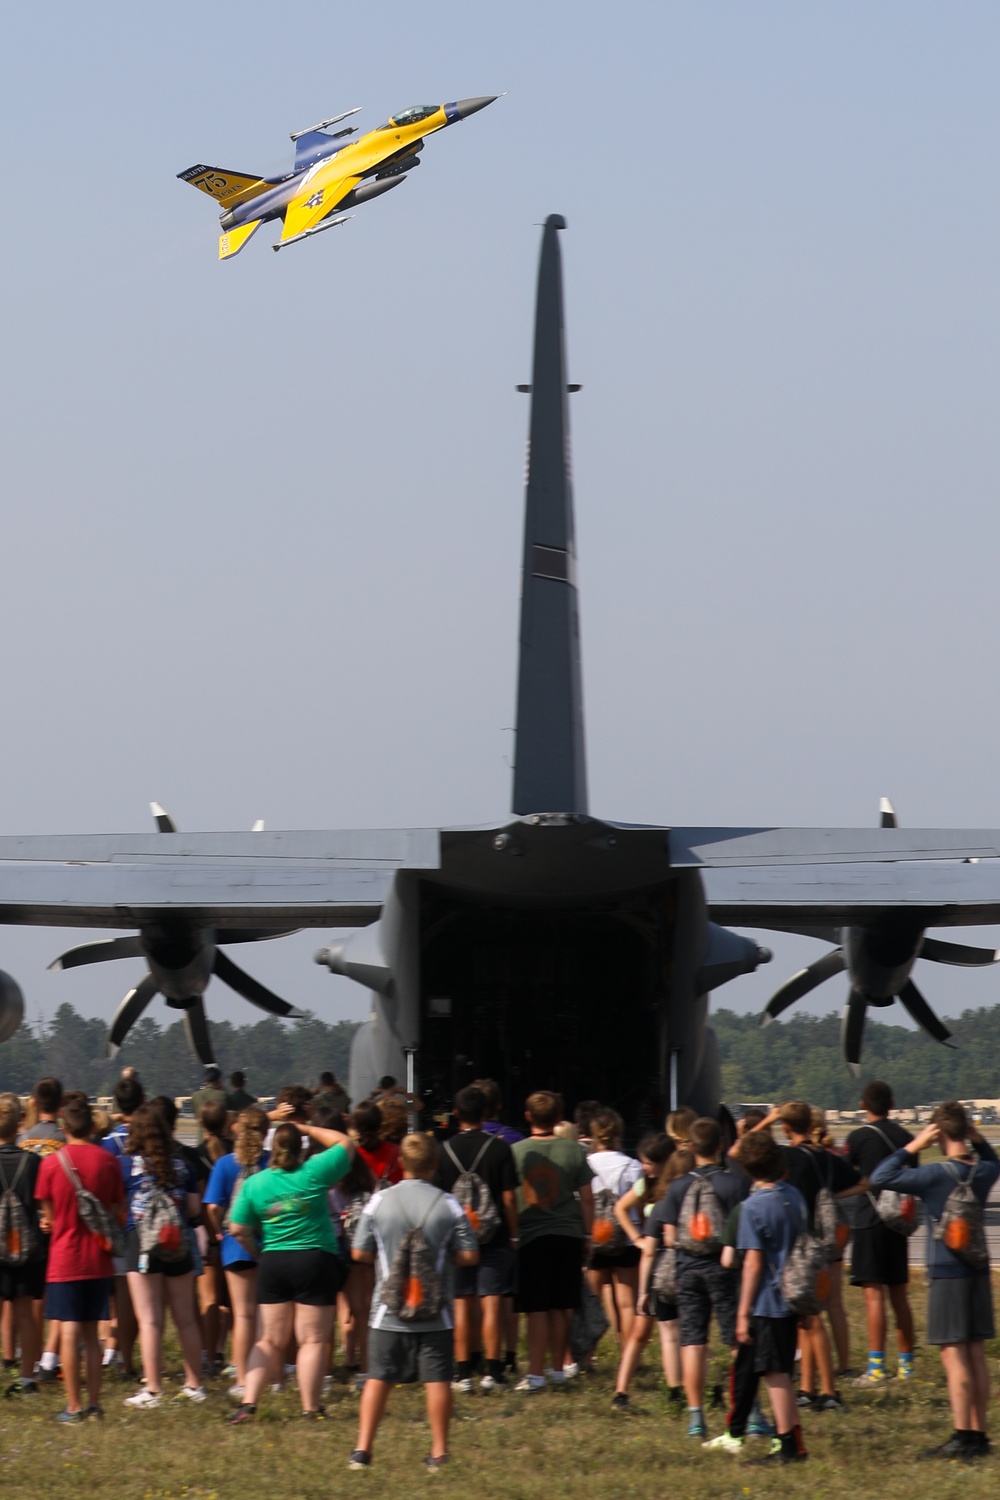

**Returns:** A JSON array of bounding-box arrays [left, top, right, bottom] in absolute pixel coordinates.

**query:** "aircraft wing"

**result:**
[[279, 173, 362, 244], [0, 828, 438, 930]]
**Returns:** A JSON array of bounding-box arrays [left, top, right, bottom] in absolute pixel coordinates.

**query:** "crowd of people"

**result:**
[[0, 1064, 997, 1470]]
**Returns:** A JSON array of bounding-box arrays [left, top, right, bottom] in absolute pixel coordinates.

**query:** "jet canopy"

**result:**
[[379, 104, 439, 129]]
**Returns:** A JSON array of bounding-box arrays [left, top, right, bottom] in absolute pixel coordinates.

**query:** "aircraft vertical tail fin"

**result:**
[[511, 216, 588, 816]]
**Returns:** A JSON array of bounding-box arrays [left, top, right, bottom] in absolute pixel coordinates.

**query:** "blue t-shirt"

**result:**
[[119, 1153, 198, 1234], [101, 1123, 130, 1158], [737, 1181, 807, 1317], [203, 1151, 269, 1267], [870, 1141, 1000, 1279]]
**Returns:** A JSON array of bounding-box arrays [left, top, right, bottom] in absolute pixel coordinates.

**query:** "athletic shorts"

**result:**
[[653, 1294, 678, 1324], [589, 1244, 641, 1272], [0, 1259, 45, 1302], [926, 1275, 995, 1345], [256, 1249, 345, 1307], [44, 1277, 112, 1323], [368, 1326, 454, 1384], [455, 1244, 515, 1299], [124, 1227, 194, 1279], [748, 1313, 799, 1376], [676, 1259, 737, 1348], [850, 1222, 909, 1287], [516, 1235, 583, 1314]]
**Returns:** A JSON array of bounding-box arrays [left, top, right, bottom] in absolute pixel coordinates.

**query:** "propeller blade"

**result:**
[[107, 973, 159, 1058], [213, 949, 305, 1019], [761, 947, 846, 1025], [183, 999, 217, 1065], [49, 936, 144, 973], [898, 979, 956, 1047], [921, 937, 1000, 968], [879, 797, 898, 829], [841, 989, 868, 1076], [151, 801, 177, 833]]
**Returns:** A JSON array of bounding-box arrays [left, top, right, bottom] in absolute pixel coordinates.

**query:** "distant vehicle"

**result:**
[[178, 97, 499, 259]]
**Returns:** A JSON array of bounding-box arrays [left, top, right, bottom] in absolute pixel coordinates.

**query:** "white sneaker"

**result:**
[[227, 1384, 245, 1403], [514, 1375, 546, 1393], [176, 1385, 207, 1403], [703, 1432, 744, 1453], [451, 1377, 474, 1395], [562, 1361, 580, 1379], [546, 1368, 568, 1388], [125, 1388, 162, 1409], [480, 1375, 497, 1393]]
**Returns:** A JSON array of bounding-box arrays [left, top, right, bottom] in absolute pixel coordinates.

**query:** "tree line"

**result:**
[[0, 1002, 998, 1109]]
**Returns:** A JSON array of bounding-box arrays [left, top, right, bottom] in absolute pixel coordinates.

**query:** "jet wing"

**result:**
[[0, 828, 438, 930], [279, 173, 362, 244]]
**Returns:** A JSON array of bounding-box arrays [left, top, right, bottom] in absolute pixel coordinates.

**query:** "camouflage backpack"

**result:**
[[444, 1138, 500, 1245], [650, 1243, 678, 1302], [136, 1182, 187, 1261], [591, 1163, 632, 1253], [381, 1190, 445, 1322], [0, 1154, 35, 1267], [863, 1125, 919, 1237], [934, 1160, 988, 1271], [57, 1150, 124, 1258], [799, 1147, 850, 1260], [769, 1189, 830, 1316], [677, 1169, 725, 1256]]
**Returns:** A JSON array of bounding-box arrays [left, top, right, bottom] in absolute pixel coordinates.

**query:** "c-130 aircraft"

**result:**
[[2, 217, 1000, 1126]]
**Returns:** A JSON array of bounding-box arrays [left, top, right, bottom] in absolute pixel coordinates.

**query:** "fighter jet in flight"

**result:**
[[3, 219, 1000, 1122], [178, 97, 498, 260]]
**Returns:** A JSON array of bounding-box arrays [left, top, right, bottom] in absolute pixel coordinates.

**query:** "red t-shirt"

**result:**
[[358, 1141, 402, 1185], [36, 1142, 125, 1282]]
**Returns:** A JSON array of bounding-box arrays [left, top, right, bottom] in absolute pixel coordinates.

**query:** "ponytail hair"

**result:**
[[271, 1123, 303, 1171], [234, 1105, 268, 1168]]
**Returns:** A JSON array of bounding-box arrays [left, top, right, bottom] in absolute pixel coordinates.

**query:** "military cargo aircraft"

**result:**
[[178, 97, 498, 260], [2, 218, 1000, 1128]]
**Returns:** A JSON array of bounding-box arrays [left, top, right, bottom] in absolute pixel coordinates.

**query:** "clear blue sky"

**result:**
[[2, 2, 999, 1052]]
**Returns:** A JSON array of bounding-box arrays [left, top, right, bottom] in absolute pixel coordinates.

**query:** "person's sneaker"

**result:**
[[228, 1384, 245, 1403], [813, 1393, 845, 1413], [6, 1377, 39, 1397], [125, 1388, 162, 1409], [796, 1389, 815, 1409], [514, 1375, 546, 1393], [745, 1414, 776, 1438], [301, 1406, 327, 1421], [562, 1361, 580, 1379], [703, 1431, 744, 1453], [35, 1365, 61, 1385], [348, 1449, 371, 1470], [687, 1415, 708, 1438], [611, 1392, 631, 1413], [175, 1385, 208, 1403], [84, 1404, 104, 1420], [918, 1435, 969, 1461], [852, 1369, 888, 1389], [547, 1369, 568, 1389], [479, 1374, 497, 1393], [451, 1377, 474, 1395], [226, 1403, 256, 1425], [422, 1455, 449, 1472], [747, 1436, 807, 1465], [54, 1408, 86, 1424]]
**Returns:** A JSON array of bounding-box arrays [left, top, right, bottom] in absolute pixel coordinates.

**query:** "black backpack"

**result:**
[[0, 1154, 35, 1267]]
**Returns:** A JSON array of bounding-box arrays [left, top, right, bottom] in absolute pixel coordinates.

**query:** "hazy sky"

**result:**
[[2, 3, 999, 1060]]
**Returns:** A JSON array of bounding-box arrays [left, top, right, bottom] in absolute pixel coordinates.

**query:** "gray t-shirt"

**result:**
[[354, 1177, 477, 1334], [17, 1120, 66, 1158]]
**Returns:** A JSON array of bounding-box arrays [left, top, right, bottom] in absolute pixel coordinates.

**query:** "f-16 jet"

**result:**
[[178, 97, 498, 260], [3, 219, 1000, 1126]]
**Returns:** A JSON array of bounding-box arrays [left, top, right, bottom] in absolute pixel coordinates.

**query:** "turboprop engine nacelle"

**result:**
[[0, 971, 25, 1044], [315, 922, 395, 997], [843, 919, 924, 1003]]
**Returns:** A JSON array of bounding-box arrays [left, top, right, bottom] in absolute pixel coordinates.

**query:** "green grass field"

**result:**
[[2, 1277, 998, 1500]]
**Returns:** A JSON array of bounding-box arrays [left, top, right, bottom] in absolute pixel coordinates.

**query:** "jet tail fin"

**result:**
[[512, 216, 588, 816], [177, 164, 273, 211], [219, 220, 263, 260]]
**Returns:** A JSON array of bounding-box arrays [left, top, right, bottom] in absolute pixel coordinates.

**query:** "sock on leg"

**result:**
[[40, 1352, 58, 1372], [455, 1361, 472, 1381], [866, 1351, 885, 1376], [897, 1351, 913, 1379], [486, 1359, 504, 1381], [504, 1350, 517, 1372]]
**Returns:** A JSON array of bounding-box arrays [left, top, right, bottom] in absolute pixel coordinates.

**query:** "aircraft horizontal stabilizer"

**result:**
[[219, 219, 263, 261]]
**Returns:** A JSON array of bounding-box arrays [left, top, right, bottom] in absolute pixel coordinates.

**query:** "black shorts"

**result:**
[[455, 1244, 515, 1299], [589, 1244, 641, 1272], [256, 1249, 346, 1307], [44, 1278, 112, 1323], [0, 1259, 45, 1302], [653, 1295, 678, 1324], [516, 1235, 583, 1314], [748, 1314, 799, 1376], [124, 1226, 193, 1279], [676, 1259, 737, 1348], [926, 1275, 995, 1345], [368, 1326, 454, 1384], [850, 1222, 909, 1288]]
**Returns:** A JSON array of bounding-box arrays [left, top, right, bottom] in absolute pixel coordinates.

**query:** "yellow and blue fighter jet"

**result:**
[[178, 97, 498, 260]]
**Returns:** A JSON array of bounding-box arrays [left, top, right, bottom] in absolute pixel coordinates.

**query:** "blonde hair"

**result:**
[[589, 1107, 623, 1152], [810, 1107, 834, 1150], [90, 1107, 111, 1141], [0, 1093, 21, 1140], [553, 1120, 578, 1141], [234, 1105, 268, 1168], [665, 1108, 696, 1145], [400, 1133, 439, 1178]]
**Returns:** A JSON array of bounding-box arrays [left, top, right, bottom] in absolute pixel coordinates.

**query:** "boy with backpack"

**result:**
[[718, 1128, 809, 1464], [0, 1093, 43, 1395], [436, 1086, 519, 1393], [651, 1116, 748, 1437], [349, 1132, 479, 1471], [34, 1096, 124, 1422], [870, 1102, 1000, 1462]]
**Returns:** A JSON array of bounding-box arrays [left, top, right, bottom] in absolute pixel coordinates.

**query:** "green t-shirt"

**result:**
[[512, 1136, 594, 1245], [230, 1145, 350, 1253]]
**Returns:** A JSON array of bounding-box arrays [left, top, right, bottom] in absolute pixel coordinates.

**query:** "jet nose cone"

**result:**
[[453, 95, 498, 119]]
